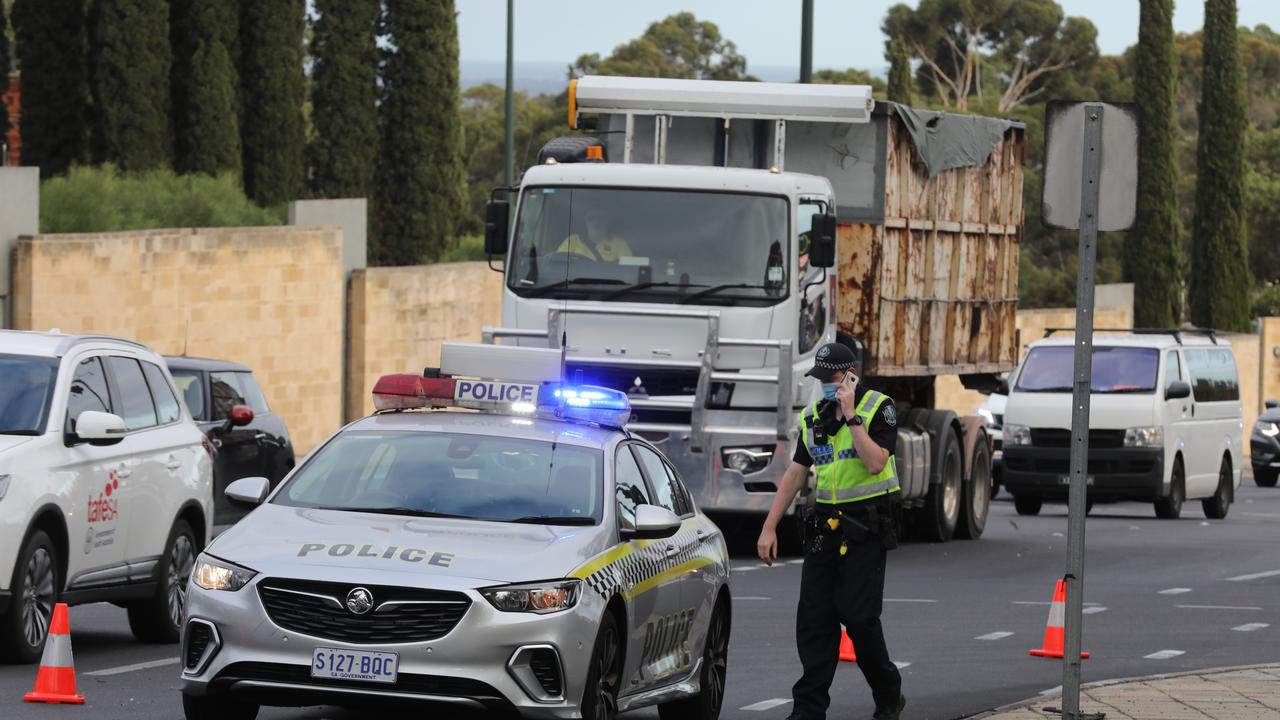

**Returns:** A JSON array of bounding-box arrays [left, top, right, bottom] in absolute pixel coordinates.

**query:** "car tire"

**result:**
[[580, 609, 622, 720], [914, 412, 962, 542], [1253, 467, 1278, 488], [955, 431, 992, 540], [1155, 459, 1185, 519], [658, 597, 730, 720], [0, 529, 60, 664], [129, 519, 196, 644], [1013, 494, 1042, 516], [182, 692, 258, 720], [1202, 457, 1233, 520]]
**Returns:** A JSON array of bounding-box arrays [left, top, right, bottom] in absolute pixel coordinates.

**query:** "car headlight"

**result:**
[[192, 555, 258, 592], [1004, 424, 1031, 447], [481, 580, 581, 614], [1260, 422, 1280, 438], [722, 446, 774, 474], [1124, 426, 1164, 447]]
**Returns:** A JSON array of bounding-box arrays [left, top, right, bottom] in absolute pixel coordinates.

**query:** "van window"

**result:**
[[1015, 346, 1159, 394], [1165, 351, 1183, 385], [1183, 349, 1240, 402], [107, 357, 159, 430], [141, 362, 181, 424]]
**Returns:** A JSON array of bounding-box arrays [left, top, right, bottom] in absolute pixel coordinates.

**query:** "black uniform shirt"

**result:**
[[793, 387, 898, 467]]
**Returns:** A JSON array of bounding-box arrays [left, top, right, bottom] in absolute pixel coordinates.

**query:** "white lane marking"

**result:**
[[754, 563, 773, 569], [787, 559, 806, 565], [975, 631, 1014, 640], [894, 661, 912, 669], [1242, 512, 1280, 518], [1129, 525, 1141, 530], [1157, 587, 1191, 595], [733, 567, 759, 573], [1199, 521, 1210, 526], [1040, 685, 1063, 696], [1144, 649, 1185, 660], [85, 657, 180, 676], [1233, 623, 1270, 632], [885, 598, 938, 603], [1175, 604, 1263, 611], [735, 596, 772, 601], [1227, 568, 1280, 582], [741, 698, 791, 712], [1082, 606, 1108, 615]]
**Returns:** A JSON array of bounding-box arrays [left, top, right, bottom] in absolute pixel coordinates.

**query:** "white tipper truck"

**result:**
[[482, 76, 1026, 542]]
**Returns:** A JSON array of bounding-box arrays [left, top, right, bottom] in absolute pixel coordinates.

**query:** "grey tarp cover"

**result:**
[[893, 104, 1019, 178]]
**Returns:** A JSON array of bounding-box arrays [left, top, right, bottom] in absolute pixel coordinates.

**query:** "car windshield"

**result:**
[[507, 186, 789, 306], [274, 431, 603, 524], [1015, 346, 1160, 393], [0, 354, 58, 435]]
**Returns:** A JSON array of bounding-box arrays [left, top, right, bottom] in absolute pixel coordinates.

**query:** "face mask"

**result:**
[[821, 383, 839, 401]]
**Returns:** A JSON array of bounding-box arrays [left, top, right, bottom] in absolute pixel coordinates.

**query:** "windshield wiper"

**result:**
[[679, 283, 771, 305], [524, 277, 626, 298], [508, 515, 596, 525], [601, 281, 706, 301], [345, 506, 470, 519], [0, 429, 40, 436]]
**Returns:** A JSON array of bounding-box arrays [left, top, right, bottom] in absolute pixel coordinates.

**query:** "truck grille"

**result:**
[[1031, 428, 1126, 449], [257, 579, 469, 644], [569, 364, 700, 397], [1005, 456, 1156, 476]]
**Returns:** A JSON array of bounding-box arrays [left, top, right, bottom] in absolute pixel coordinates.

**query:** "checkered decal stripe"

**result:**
[[577, 522, 723, 600], [811, 444, 836, 466]]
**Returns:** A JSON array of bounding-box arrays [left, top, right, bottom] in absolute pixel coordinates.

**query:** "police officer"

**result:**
[[757, 341, 907, 720]]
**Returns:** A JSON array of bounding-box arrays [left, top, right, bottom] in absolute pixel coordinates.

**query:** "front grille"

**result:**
[[213, 661, 503, 699], [1031, 428, 1126, 449], [528, 649, 563, 697], [1005, 456, 1156, 476], [570, 364, 700, 397], [184, 622, 213, 670], [257, 579, 469, 644]]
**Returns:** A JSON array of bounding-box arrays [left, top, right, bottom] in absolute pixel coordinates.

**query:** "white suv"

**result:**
[[0, 331, 213, 663]]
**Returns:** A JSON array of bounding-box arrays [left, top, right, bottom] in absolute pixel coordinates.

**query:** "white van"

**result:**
[[1001, 331, 1242, 520]]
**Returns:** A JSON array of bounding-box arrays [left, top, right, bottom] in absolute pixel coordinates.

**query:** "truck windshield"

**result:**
[[0, 354, 58, 435], [508, 186, 789, 306], [1014, 346, 1160, 394]]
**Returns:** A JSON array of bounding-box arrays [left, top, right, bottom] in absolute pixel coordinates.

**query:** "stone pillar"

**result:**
[[0, 167, 39, 328]]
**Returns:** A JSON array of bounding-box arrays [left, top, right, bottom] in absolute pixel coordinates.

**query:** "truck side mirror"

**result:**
[[1165, 380, 1191, 401], [808, 213, 836, 268], [997, 379, 1010, 396], [484, 200, 510, 255]]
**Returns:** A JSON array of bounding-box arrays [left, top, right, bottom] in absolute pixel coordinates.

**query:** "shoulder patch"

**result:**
[[882, 403, 897, 427]]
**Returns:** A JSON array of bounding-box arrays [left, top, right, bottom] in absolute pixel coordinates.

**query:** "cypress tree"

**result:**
[[309, 0, 379, 199], [172, 0, 240, 175], [375, 0, 465, 265], [1124, 0, 1182, 327], [1, 6, 9, 142], [1189, 0, 1250, 331], [886, 36, 913, 105], [89, 0, 173, 170], [11, 0, 89, 176], [239, 0, 305, 206]]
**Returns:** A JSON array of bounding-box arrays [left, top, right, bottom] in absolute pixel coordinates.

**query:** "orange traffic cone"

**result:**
[[24, 603, 85, 704], [839, 629, 857, 662], [1029, 579, 1090, 659]]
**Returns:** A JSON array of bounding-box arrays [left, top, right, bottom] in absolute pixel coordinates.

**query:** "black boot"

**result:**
[[872, 694, 906, 720]]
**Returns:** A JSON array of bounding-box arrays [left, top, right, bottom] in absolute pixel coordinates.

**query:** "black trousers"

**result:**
[[791, 519, 902, 718]]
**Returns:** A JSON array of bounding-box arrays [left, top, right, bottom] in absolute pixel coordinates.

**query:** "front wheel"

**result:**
[[1013, 494, 1042, 516], [1254, 466, 1278, 488], [129, 520, 196, 643], [580, 610, 622, 720], [659, 598, 730, 720], [183, 693, 258, 720], [1202, 457, 1233, 520], [0, 530, 60, 664], [1155, 460, 1185, 519]]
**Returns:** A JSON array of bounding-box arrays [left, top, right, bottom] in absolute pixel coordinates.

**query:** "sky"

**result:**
[[458, 0, 1278, 81]]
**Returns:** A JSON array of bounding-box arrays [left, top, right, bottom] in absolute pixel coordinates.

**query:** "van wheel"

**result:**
[[1254, 467, 1277, 488], [129, 520, 195, 643], [955, 432, 991, 539], [1155, 460, 1185, 519], [1202, 457, 1233, 520], [1, 530, 60, 664], [914, 412, 962, 542], [1013, 494, 1042, 516]]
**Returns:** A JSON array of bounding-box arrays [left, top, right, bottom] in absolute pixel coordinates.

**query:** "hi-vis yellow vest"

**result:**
[[802, 390, 900, 505]]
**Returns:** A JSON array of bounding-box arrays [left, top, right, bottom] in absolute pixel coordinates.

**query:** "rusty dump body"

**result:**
[[838, 104, 1026, 380]]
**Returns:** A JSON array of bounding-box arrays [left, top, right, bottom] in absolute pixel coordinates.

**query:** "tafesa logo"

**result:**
[[88, 470, 121, 523]]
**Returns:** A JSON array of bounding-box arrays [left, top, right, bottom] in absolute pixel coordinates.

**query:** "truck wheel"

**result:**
[[1155, 459, 1185, 519], [1253, 467, 1277, 488], [129, 520, 195, 643], [1202, 457, 1233, 520], [914, 412, 962, 542], [1013, 494, 1042, 516], [1, 529, 60, 664], [955, 430, 991, 539]]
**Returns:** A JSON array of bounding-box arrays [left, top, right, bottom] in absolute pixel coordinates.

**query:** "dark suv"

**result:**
[[164, 356, 294, 525]]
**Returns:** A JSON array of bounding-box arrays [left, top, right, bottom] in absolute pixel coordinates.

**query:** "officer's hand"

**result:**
[[757, 526, 778, 565], [836, 373, 857, 417]]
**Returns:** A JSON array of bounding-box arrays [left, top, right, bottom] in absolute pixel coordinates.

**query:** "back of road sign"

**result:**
[[1041, 101, 1138, 231]]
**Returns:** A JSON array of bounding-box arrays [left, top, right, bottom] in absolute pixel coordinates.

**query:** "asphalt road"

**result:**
[[2, 478, 1276, 720]]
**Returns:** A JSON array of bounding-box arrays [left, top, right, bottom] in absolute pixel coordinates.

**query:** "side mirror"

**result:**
[[808, 213, 837, 268], [226, 476, 271, 507], [621, 504, 682, 541], [73, 411, 126, 446], [1165, 380, 1192, 401], [224, 404, 254, 431], [484, 200, 510, 255], [1266, 399, 1279, 410]]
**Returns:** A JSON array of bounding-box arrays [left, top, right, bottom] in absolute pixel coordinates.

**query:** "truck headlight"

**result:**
[[722, 446, 774, 474], [192, 555, 257, 592], [481, 580, 581, 614], [1004, 424, 1031, 447], [1123, 426, 1163, 448], [1260, 422, 1280, 438]]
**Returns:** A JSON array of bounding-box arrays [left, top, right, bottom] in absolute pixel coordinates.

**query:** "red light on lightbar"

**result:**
[[371, 374, 456, 411]]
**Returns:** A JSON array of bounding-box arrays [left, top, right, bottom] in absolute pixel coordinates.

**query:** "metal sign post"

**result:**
[[1041, 101, 1138, 720]]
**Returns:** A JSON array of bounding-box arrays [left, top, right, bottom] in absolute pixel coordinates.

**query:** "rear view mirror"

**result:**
[[808, 213, 837, 268], [226, 476, 271, 507], [484, 200, 510, 255], [1165, 380, 1191, 401], [73, 411, 126, 446], [1266, 399, 1278, 410], [224, 404, 254, 431], [621, 504, 682, 541]]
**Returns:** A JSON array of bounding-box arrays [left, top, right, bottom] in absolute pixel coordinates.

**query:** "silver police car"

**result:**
[[179, 344, 732, 720]]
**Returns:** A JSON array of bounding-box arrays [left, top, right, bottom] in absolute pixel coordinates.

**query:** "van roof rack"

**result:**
[[1041, 327, 1219, 345]]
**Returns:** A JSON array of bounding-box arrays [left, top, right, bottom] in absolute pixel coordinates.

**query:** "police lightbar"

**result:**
[[371, 373, 631, 429]]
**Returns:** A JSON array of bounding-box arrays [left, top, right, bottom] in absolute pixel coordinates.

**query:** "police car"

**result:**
[[179, 343, 732, 720]]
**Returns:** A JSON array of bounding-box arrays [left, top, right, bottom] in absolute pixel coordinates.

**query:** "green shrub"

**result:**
[[1254, 285, 1280, 319], [39, 164, 283, 233], [436, 234, 488, 264]]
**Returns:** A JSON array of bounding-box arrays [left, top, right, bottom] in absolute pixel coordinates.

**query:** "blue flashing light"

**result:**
[[544, 385, 631, 428]]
